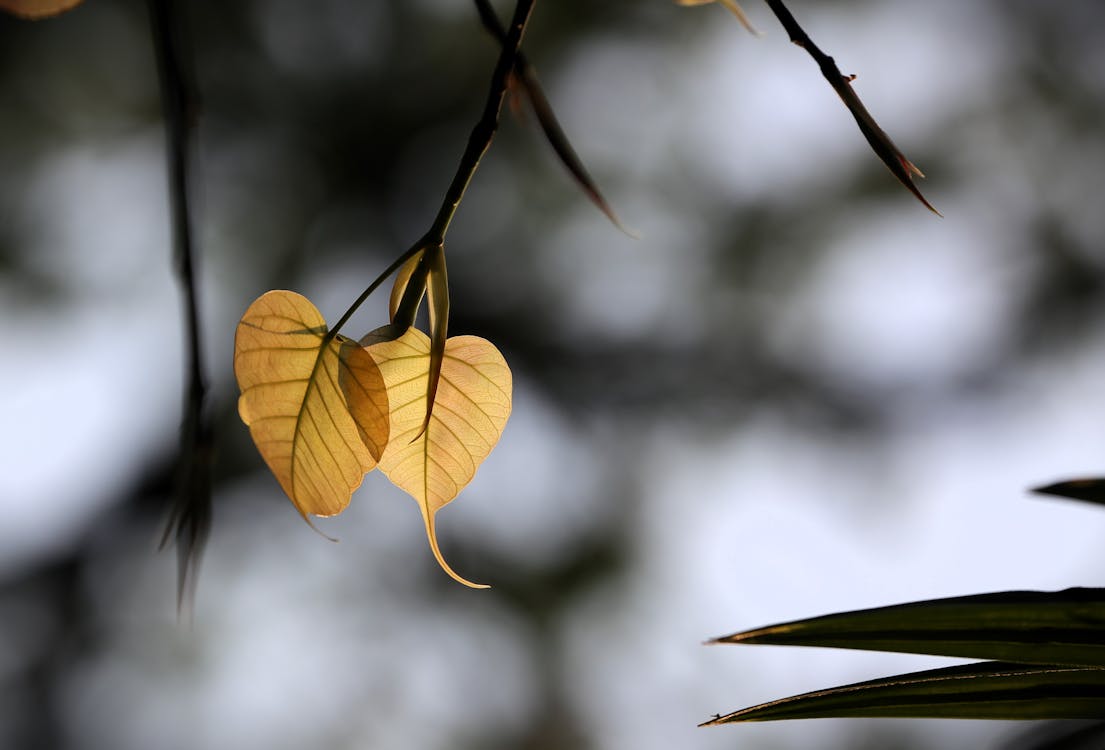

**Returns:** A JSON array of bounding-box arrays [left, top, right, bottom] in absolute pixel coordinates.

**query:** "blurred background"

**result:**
[[2, 1, 1105, 748]]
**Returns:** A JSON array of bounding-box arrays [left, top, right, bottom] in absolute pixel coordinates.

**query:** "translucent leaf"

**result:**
[[0, 0, 83, 19], [361, 327, 512, 588], [712, 588, 1105, 668], [704, 661, 1105, 724], [234, 290, 390, 519]]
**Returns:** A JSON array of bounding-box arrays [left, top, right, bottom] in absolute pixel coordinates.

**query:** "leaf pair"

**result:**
[[234, 290, 511, 588], [705, 588, 1105, 724]]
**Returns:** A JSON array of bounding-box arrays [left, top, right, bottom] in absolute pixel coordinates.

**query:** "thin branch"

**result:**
[[148, 0, 211, 614], [762, 0, 940, 215], [329, 242, 425, 338], [428, 0, 536, 241], [330, 0, 536, 336]]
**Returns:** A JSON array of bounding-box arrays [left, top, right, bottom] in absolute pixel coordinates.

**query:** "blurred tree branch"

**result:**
[[147, 0, 211, 613]]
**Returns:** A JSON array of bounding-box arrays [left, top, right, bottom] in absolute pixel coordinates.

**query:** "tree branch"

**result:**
[[427, 0, 537, 241], [331, 0, 537, 337], [763, 0, 940, 215], [148, 0, 211, 613]]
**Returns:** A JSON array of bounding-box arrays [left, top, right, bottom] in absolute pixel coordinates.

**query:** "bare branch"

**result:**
[[763, 0, 940, 215]]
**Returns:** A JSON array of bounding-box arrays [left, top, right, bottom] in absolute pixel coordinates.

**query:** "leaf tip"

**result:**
[[424, 512, 487, 589], [302, 513, 340, 543]]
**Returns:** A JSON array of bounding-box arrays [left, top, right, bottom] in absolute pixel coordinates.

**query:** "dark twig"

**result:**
[[428, 0, 537, 242], [329, 0, 536, 446], [147, 0, 211, 614], [474, 0, 633, 235], [331, 0, 537, 338], [763, 0, 940, 215]]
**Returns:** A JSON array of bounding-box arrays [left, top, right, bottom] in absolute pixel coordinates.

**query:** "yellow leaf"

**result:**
[[234, 290, 390, 520], [0, 0, 83, 19], [361, 327, 512, 589]]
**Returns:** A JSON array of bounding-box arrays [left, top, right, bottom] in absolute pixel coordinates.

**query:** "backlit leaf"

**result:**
[[361, 327, 512, 588], [704, 661, 1105, 723], [0, 0, 83, 19], [711, 588, 1105, 668], [234, 290, 390, 520]]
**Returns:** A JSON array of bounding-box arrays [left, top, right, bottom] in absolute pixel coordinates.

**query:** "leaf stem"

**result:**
[[329, 242, 425, 338]]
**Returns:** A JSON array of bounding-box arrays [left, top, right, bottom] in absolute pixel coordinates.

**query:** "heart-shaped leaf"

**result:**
[[360, 327, 512, 588], [234, 290, 390, 520]]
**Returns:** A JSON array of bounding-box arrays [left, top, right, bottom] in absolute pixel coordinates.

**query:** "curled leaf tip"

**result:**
[[609, 214, 643, 240], [303, 515, 340, 543], [676, 0, 760, 35], [425, 515, 489, 590]]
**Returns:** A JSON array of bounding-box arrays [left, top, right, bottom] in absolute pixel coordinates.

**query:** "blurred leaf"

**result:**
[[515, 63, 637, 236], [474, 0, 635, 235], [676, 0, 759, 35], [712, 588, 1105, 667], [1033, 479, 1105, 508], [1005, 720, 1105, 750], [234, 290, 390, 520], [0, 0, 82, 19], [704, 662, 1105, 723], [361, 327, 512, 589]]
